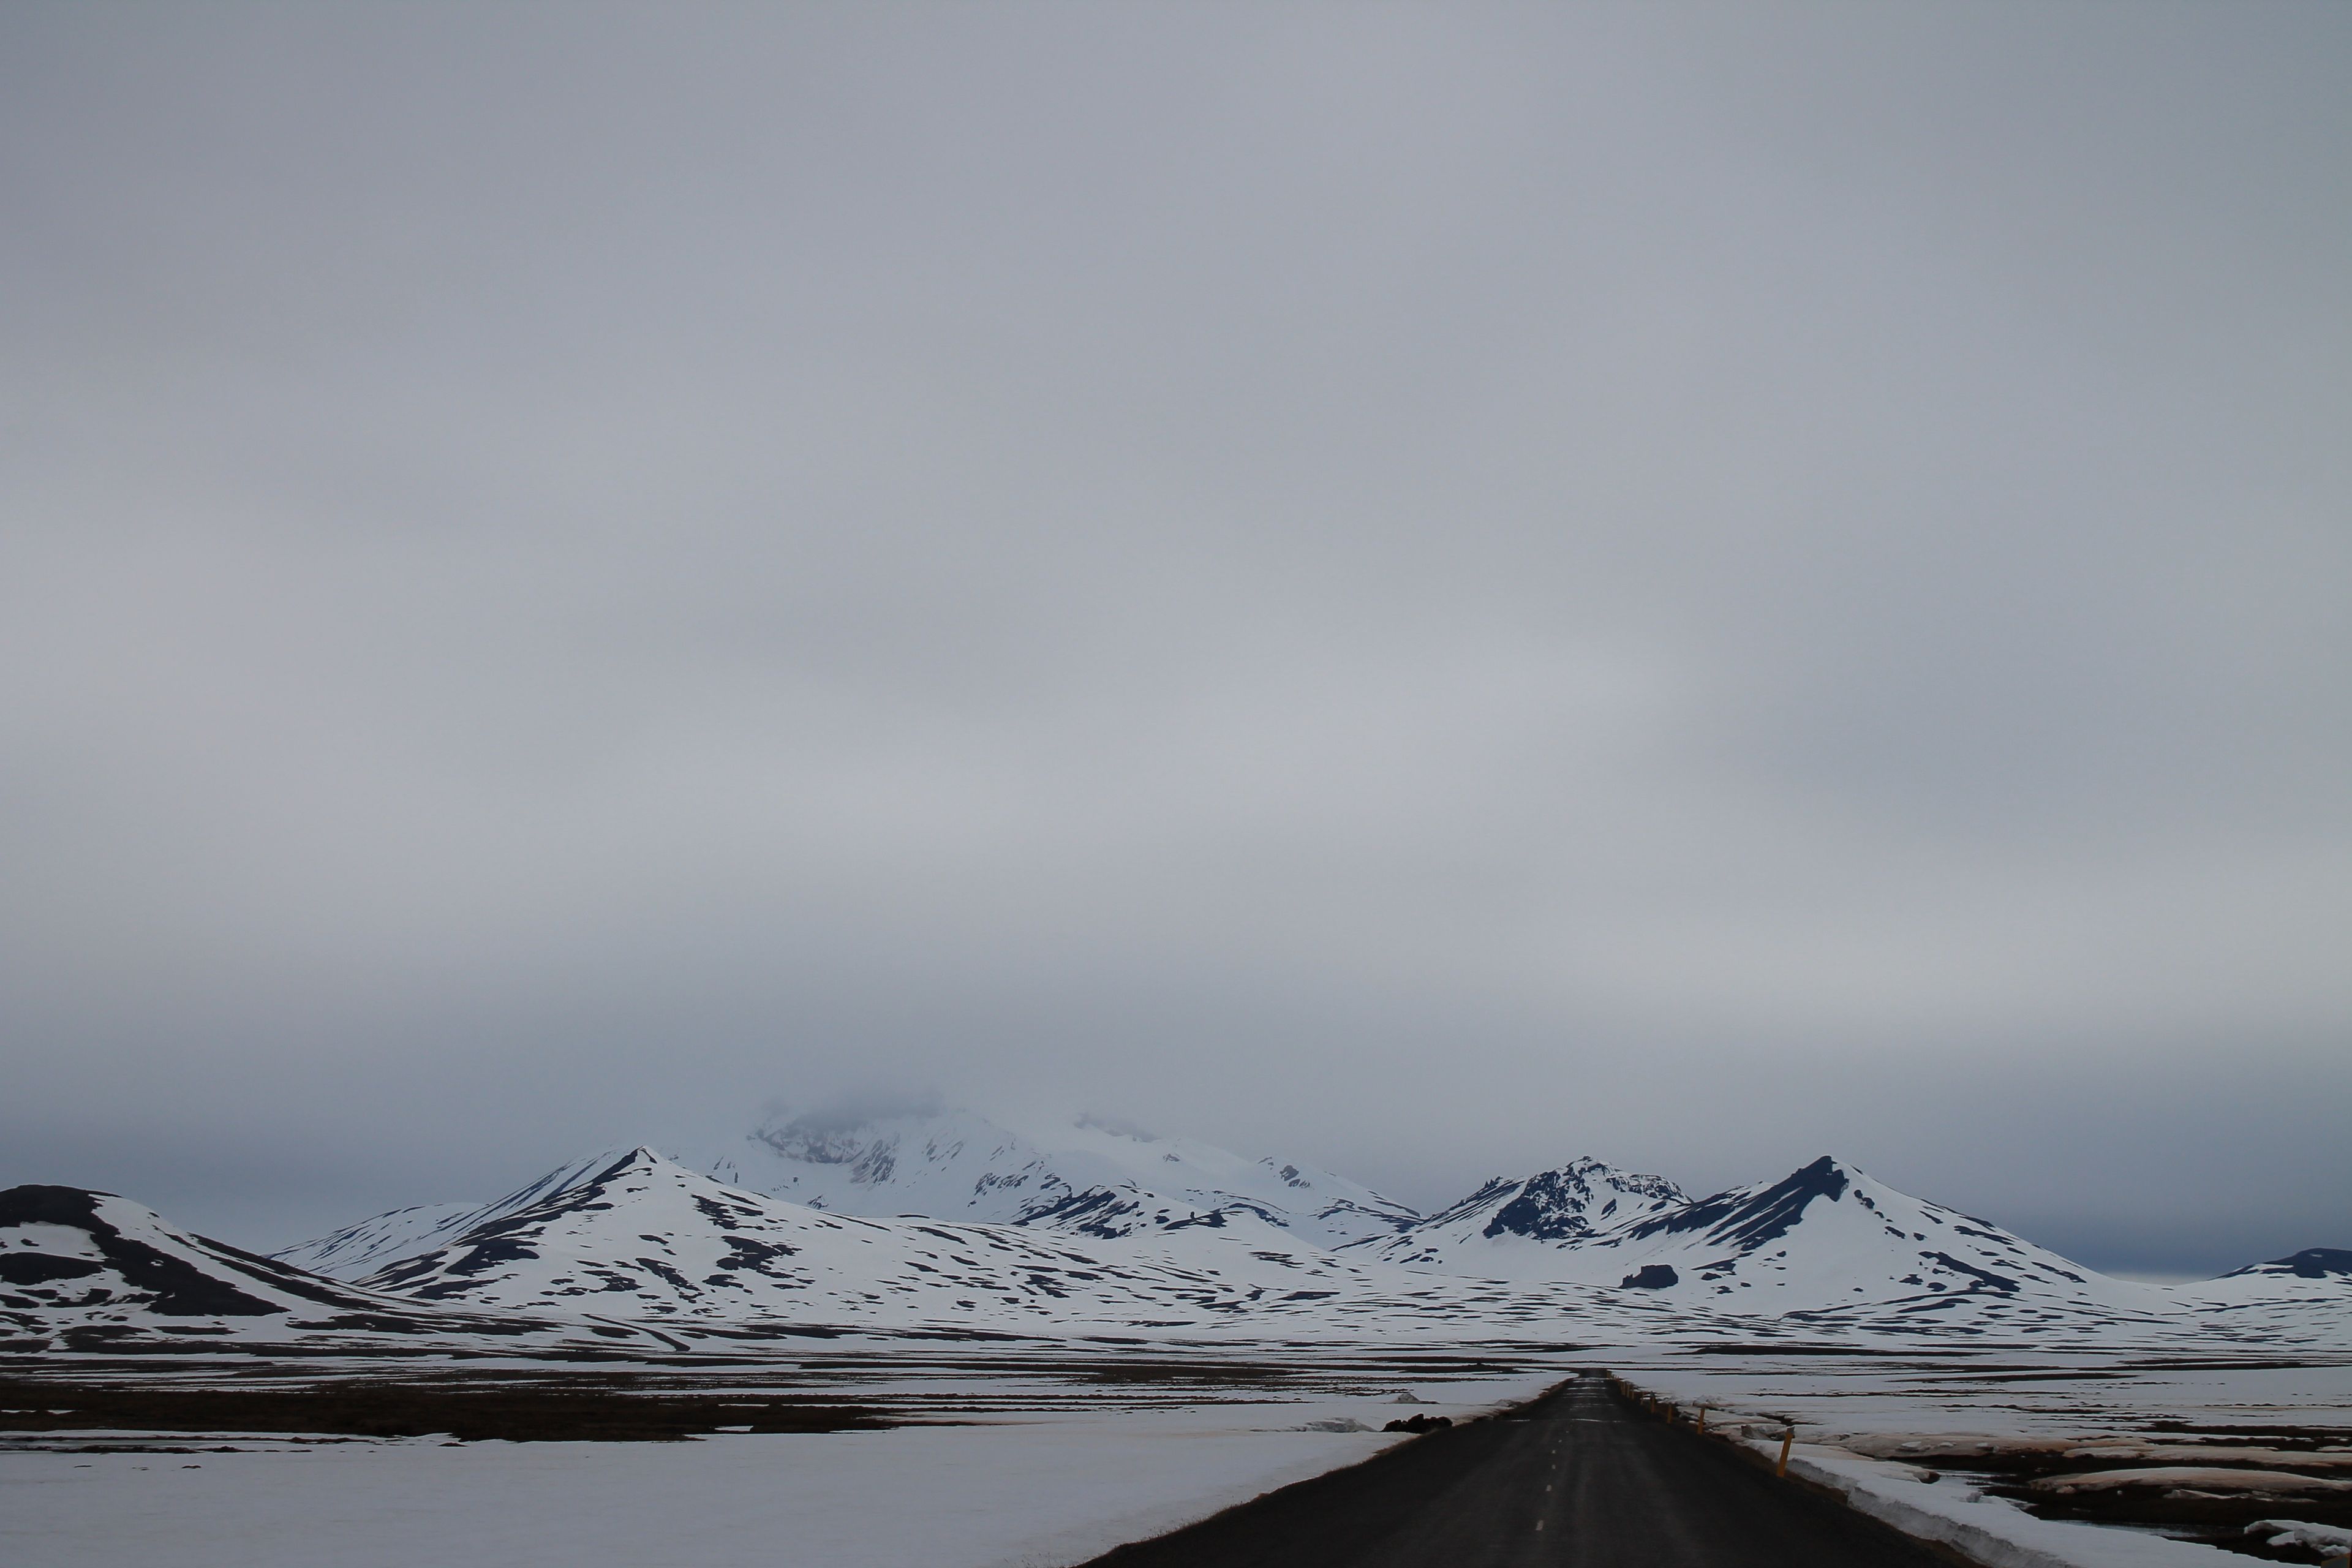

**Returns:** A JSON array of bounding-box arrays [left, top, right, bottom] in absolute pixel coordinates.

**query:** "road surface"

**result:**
[[1080, 1371, 1951, 1567]]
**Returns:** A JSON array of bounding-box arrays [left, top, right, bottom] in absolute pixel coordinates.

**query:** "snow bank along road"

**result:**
[[1083, 1372, 1950, 1568]]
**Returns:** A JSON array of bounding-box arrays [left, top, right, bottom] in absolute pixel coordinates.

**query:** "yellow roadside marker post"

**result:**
[[1696, 1408, 1706, 1434], [1777, 1429, 1794, 1477]]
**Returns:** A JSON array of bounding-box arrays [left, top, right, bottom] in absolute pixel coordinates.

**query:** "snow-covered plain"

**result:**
[[0, 1363, 1558, 1568], [10, 1341, 2348, 1568], [1, 1419, 1385, 1568]]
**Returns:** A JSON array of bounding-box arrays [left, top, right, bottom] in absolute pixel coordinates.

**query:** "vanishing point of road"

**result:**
[[1082, 1372, 1950, 1568]]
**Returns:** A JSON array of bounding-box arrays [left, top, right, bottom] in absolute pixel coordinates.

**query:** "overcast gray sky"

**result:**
[[4, 2, 2346, 1276]]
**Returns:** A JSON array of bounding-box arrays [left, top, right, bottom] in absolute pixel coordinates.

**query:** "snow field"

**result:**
[[1604, 1349, 2352, 1567], [0, 1366, 1562, 1568]]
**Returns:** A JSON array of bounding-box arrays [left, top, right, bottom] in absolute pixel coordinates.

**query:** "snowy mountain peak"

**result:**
[[274, 1145, 649, 1281], [1474, 1158, 1689, 1242], [1611, 1152, 1858, 1253], [710, 1104, 1419, 1248], [1352, 1155, 1687, 1268], [360, 1148, 722, 1303], [1590, 1155, 2143, 1314]]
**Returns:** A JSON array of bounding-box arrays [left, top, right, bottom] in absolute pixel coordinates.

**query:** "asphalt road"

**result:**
[[1080, 1372, 1952, 1568]]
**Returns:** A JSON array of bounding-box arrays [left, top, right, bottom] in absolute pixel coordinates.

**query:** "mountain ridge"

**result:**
[[15, 1145, 2348, 1355], [703, 1105, 1422, 1249], [271, 1108, 2341, 1326], [1358, 1152, 2155, 1317]]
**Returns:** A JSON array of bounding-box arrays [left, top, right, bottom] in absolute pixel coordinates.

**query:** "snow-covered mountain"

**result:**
[[298, 1147, 2345, 1349], [0, 1181, 658, 1355], [2216, 1246, 2352, 1283], [704, 1106, 1421, 1248], [1374, 1155, 2157, 1326], [274, 1148, 644, 1281], [29, 1149, 2347, 1356], [278, 1109, 1419, 1286], [271, 1119, 2321, 1341], [2162, 1246, 2352, 1349], [1584, 1156, 2157, 1319], [339, 1147, 1623, 1343], [241, 1102, 2352, 1352], [1350, 1157, 1687, 1270]]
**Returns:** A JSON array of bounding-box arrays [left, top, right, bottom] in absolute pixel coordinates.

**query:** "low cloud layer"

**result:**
[[3, 4, 2346, 1273]]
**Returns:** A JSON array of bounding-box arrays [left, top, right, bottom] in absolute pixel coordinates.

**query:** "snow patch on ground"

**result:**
[[1604, 1352, 2352, 1567], [1765, 1442, 2231, 1568], [2247, 1519, 2352, 1553]]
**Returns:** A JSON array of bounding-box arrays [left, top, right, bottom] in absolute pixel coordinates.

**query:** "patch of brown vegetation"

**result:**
[[0, 1376, 895, 1442]]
